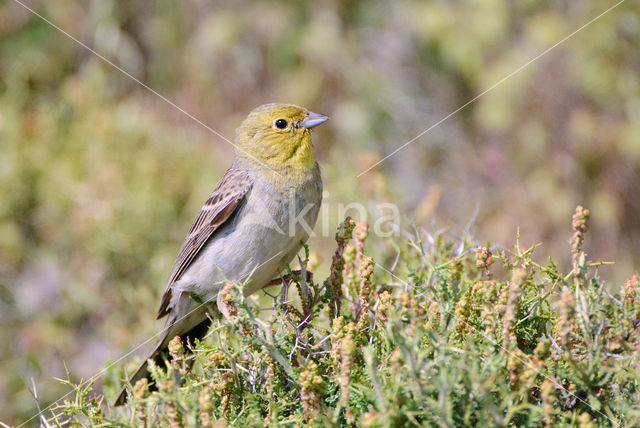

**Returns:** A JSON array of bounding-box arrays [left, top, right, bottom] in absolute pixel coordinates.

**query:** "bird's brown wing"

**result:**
[[156, 165, 253, 319]]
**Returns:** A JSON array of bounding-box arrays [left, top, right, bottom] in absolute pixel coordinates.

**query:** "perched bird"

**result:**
[[115, 103, 327, 405]]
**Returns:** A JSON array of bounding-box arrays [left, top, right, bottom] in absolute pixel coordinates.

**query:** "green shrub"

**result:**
[[47, 207, 640, 427]]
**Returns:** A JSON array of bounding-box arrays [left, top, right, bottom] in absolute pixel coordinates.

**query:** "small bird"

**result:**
[[115, 103, 327, 405]]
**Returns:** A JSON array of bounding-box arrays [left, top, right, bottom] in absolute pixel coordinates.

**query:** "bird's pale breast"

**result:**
[[174, 162, 322, 302]]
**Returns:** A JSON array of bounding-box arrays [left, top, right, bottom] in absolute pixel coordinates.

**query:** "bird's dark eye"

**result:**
[[275, 119, 288, 129]]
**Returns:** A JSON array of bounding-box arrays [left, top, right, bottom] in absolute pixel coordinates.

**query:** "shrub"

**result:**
[[47, 207, 640, 426]]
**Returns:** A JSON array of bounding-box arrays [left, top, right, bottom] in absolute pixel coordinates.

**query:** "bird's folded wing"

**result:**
[[157, 165, 253, 319]]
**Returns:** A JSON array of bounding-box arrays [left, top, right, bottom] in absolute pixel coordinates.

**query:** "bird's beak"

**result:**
[[301, 111, 329, 129]]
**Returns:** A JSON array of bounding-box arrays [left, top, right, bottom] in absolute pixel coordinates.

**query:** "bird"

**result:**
[[114, 103, 328, 405]]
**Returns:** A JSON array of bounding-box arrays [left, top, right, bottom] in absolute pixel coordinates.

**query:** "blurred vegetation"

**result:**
[[51, 215, 640, 426], [1, 0, 639, 425]]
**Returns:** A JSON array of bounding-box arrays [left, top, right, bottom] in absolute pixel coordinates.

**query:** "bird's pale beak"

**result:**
[[301, 111, 329, 129]]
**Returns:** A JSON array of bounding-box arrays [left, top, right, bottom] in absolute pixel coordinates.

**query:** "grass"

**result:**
[[43, 206, 640, 427]]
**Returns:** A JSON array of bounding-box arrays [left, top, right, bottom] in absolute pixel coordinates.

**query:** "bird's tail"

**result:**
[[113, 317, 213, 406], [113, 336, 167, 406]]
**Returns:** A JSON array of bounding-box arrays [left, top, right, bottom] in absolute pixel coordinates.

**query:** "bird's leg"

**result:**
[[261, 270, 313, 308], [263, 270, 313, 288], [280, 275, 290, 307], [261, 270, 314, 311]]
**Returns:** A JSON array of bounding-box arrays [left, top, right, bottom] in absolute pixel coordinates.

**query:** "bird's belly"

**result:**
[[175, 185, 319, 302]]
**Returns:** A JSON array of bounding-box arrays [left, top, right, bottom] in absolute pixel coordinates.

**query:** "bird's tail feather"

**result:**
[[113, 317, 213, 406], [113, 336, 167, 406]]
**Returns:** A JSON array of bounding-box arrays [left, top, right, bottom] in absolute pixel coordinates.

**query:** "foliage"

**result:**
[[47, 210, 640, 427]]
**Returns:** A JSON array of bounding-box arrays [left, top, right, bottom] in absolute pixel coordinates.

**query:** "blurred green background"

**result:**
[[1, 0, 639, 424]]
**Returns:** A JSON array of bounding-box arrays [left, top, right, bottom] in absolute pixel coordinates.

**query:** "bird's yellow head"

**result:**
[[235, 103, 328, 173]]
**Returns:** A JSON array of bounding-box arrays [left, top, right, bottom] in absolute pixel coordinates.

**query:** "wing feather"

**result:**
[[156, 166, 253, 319]]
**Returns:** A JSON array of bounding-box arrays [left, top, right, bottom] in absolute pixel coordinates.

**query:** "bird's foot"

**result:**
[[264, 270, 313, 287]]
